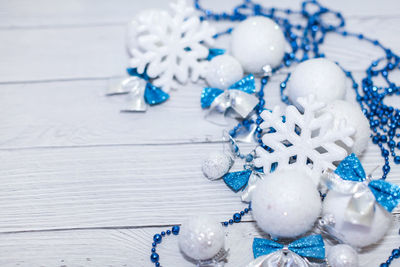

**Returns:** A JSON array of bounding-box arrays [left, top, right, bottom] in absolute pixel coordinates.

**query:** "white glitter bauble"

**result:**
[[323, 191, 392, 248], [202, 152, 233, 180], [205, 55, 243, 89], [251, 169, 322, 238], [327, 244, 359, 267], [231, 16, 285, 73], [324, 100, 370, 155], [287, 58, 346, 107], [178, 215, 225, 260]]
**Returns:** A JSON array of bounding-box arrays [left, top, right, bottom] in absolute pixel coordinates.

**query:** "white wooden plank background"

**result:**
[[0, 0, 400, 266]]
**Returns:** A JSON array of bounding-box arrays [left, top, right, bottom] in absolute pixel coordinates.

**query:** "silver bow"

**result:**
[[246, 250, 325, 267], [206, 90, 259, 125], [106, 76, 147, 112], [321, 170, 380, 226], [241, 171, 264, 202]]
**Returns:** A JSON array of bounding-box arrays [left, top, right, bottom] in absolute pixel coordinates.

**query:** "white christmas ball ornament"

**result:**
[[205, 55, 243, 89], [323, 191, 392, 248], [202, 152, 233, 180], [327, 244, 359, 267], [251, 169, 321, 238], [231, 16, 285, 73], [324, 100, 370, 155], [287, 58, 346, 107], [178, 215, 225, 260]]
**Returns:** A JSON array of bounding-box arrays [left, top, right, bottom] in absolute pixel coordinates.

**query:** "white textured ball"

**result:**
[[324, 100, 370, 155], [323, 191, 392, 248], [202, 152, 233, 180], [327, 244, 359, 267], [287, 58, 346, 107], [178, 215, 225, 260], [252, 169, 322, 238], [231, 16, 285, 73], [205, 55, 243, 89]]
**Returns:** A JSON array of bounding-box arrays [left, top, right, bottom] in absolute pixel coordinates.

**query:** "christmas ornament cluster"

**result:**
[[118, 0, 400, 266]]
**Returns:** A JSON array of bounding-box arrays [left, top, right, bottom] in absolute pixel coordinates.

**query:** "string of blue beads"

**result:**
[[150, 225, 180, 266], [149, 203, 251, 265], [380, 247, 400, 267], [194, 0, 400, 266], [197, 0, 400, 180], [222, 203, 252, 226]]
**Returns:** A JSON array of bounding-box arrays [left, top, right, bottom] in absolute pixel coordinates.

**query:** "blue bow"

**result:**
[[334, 154, 400, 213], [223, 170, 252, 192], [253, 235, 325, 260], [201, 74, 258, 121], [127, 68, 169, 106], [201, 74, 256, 108]]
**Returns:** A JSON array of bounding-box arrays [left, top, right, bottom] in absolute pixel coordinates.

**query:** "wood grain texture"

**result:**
[[0, 0, 400, 266], [0, 12, 399, 84], [0, 218, 399, 267], [0, 141, 398, 233], [1, 0, 399, 28]]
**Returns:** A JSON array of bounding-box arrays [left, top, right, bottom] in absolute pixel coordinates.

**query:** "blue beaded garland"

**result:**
[[147, 1, 400, 265]]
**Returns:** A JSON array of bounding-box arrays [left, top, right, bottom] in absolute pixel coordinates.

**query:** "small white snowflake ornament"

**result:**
[[254, 95, 355, 185], [127, 0, 216, 92]]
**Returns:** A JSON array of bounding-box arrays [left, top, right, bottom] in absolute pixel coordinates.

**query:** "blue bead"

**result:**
[[244, 208, 249, 213], [233, 213, 242, 223], [388, 140, 396, 148], [223, 221, 228, 226], [394, 156, 400, 164], [155, 262, 160, 267], [150, 252, 159, 263], [161, 231, 166, 236], [153, 234, 162, 244], [166, 230, 171, 235], [380, 263, 388, 267], [382, 149, 389, 157], [228, 219, 233, 224], [246, 154, 253, 162], [152, 242, 156, 247], [172, 226, 180, 235], [151, 248, 156, 252], [393, 249, 400, 258], [383, 165, 391, 173], [240, 211, 245, 216], [372, 136, 380, 144]]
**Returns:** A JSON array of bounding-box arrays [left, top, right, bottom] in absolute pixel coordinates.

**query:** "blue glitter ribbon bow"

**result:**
[[322, 153, 400, 226], [223, 168, 264, 202], [201, 74, 259, 121], [127, 68, 169, 107], [247, 235, 325, 267], [107, 68, 169, 112]]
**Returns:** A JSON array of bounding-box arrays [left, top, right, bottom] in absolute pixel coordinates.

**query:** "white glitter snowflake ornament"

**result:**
[[127, 0, 216, 92], [254, 95, 355, 185]]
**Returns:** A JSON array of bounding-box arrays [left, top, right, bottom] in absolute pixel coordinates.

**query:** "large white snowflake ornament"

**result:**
[[254, 95, 355, 185], [127, 0, 216, 92]]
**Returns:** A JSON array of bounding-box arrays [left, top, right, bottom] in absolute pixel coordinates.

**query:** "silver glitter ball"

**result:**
[[202, 152, 233, 180], [327, 244, 359, 267], [178, 215, 225, 260]]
